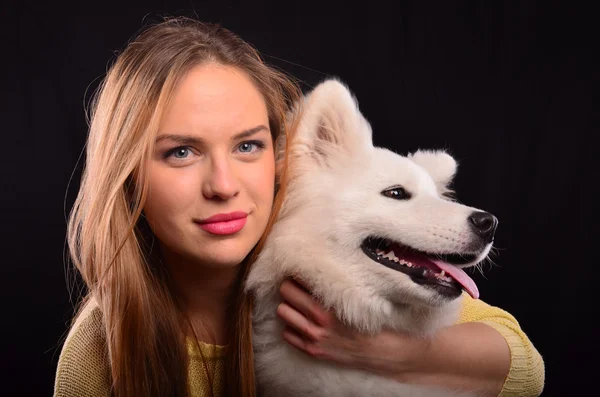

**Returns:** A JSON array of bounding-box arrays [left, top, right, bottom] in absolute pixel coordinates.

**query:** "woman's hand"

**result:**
[[276, 278, 427, 375], [277, 278, 510, 397]]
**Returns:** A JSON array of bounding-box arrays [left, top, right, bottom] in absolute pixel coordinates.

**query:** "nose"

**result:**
[[202, 156, 240, 200], [468, 211, 498, 243]]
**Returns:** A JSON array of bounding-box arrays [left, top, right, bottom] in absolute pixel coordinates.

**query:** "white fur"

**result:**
[[245, 79, 494, 397]]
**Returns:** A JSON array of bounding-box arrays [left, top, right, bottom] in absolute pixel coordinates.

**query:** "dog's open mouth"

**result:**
[[361, 237, 480, 299]]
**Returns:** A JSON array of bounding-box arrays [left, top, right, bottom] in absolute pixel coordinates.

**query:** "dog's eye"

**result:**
[[381, 186, 411, 200], [442, 191, 455, 200]]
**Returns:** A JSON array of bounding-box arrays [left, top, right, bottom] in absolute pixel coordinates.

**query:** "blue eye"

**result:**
[[239, 142, 255, 153], [164, 146, 192, 160], [173, 148, 190, 158], [237, 140, 266, 154]]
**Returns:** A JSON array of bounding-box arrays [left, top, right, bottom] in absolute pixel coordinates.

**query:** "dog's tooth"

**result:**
[[440, 270, 445, 277], [393, 257, 399, 262]]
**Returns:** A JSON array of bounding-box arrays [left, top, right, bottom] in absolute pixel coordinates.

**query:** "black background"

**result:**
[[2, 1, 596, 396]]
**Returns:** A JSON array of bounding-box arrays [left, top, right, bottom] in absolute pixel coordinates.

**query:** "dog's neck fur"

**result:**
[[247, 218, 462, 337]]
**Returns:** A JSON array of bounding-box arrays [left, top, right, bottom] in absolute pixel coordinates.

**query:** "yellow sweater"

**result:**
[[53, 294, 544, 397]]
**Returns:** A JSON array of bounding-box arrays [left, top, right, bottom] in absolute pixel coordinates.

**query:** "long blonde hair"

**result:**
[[66, 16, 302, 397]]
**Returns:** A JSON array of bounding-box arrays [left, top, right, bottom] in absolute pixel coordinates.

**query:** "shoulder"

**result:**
[[53, 296, 112, 397]]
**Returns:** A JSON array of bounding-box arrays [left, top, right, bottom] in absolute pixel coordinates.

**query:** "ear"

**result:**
[[408, 149, 458, 194], [290, 78, 373, 165]]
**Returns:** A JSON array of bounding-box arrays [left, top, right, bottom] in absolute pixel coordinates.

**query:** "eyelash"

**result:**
[[163, 140, 267, 160], [237, 140, 267, 153]]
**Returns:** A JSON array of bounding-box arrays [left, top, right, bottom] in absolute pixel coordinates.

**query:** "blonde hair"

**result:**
[[66, 16, 301, 397]]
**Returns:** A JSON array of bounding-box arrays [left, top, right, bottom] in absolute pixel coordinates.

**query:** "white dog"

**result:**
[[245, 78, 498, 397]]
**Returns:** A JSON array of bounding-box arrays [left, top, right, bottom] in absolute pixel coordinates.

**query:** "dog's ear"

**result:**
[[290, 78, 373, 164], [408, 149, 458, 195]]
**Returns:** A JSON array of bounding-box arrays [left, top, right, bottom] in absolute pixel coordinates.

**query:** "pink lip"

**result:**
[[195, 211, 248, 235]]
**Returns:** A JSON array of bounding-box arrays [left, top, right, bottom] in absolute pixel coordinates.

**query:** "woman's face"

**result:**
[[144, 64, 275, 271]]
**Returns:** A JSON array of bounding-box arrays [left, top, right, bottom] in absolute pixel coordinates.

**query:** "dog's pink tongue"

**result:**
[[430, 259, 480, 300], [396, 249, 480, 299]]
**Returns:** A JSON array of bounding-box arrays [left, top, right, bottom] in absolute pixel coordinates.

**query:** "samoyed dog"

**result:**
[[245, 78, 498, 397]]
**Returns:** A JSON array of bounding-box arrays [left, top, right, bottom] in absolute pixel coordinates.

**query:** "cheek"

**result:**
[[247, 154, 276, 205], [144, 166, 198, 225]]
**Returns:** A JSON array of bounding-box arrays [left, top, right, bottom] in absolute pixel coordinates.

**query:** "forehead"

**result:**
[[159, 63, 269, 139], [369, 148, 435, 191]]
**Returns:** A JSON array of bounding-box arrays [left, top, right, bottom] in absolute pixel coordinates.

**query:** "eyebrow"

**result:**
[[155, 125, 270, 145]]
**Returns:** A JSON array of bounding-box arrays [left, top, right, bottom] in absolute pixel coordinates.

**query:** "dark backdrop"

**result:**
[[2, 1, 595, 396]]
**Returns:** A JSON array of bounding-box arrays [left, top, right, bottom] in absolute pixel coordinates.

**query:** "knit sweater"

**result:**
[[53, 293, 544, 397]]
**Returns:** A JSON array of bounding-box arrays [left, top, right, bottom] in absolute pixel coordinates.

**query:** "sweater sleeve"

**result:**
[[457, 293, 545, 397], [53, 299, 112, 397]]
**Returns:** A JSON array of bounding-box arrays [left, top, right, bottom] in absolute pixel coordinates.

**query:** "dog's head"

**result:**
[[248, 78, 498, 332]]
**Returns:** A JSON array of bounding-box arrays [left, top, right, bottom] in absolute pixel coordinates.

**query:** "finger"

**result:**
[[279, 279, 329, 326], [282, 326, 307, 351], [282, 326, 324, 359], [289, 276, 311, 293], [277, 301, 323, 341]]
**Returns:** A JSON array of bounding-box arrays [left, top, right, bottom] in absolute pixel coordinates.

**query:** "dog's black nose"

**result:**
[[468, 211, 498, 243]]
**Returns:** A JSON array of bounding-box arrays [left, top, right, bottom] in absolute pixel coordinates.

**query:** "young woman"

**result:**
[[54, 17, 544, 397]]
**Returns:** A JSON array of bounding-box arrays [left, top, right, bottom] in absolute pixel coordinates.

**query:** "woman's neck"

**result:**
[[160, 247, 240, 345]]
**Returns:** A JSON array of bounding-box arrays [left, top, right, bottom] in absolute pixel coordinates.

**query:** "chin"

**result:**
[[193, 240, 256, 269], [208, 255, 248, 269]]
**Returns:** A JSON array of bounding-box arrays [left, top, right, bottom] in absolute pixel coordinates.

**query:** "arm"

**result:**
[[277, 280, 544, 397], [365, 321, 511, 396], [454, 293, 546, 397]]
